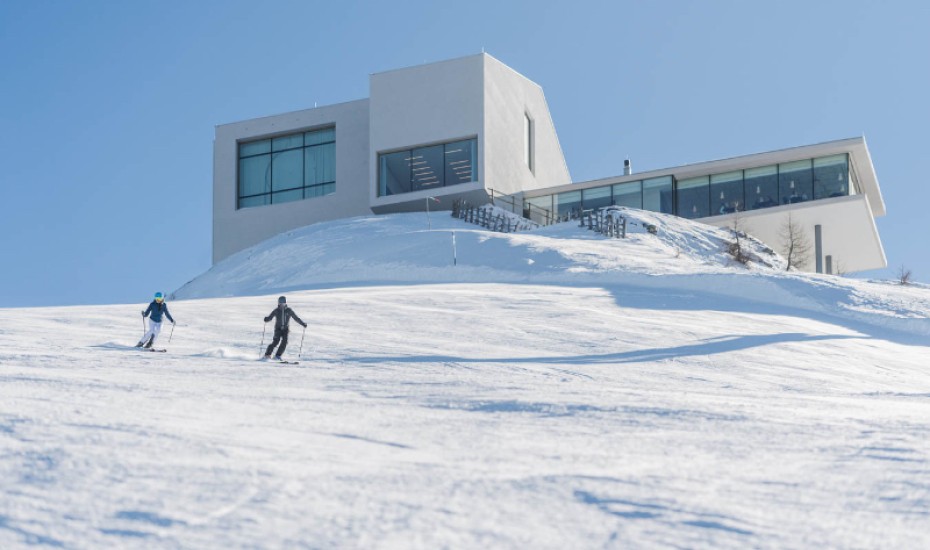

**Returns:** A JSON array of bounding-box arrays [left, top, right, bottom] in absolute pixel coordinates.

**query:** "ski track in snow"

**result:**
[[1, 212, 929, 548]]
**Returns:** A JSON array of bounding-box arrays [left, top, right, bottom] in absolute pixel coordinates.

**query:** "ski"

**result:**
[[144, 348, 167, 353], [259, 358, 298, 364]]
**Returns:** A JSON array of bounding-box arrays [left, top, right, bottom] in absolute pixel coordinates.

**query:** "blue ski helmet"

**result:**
[[278, 296, 286, 304], [155, 292, 164, 302]]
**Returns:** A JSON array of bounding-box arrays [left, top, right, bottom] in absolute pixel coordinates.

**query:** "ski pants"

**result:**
[[266, 327, 289, 357], [142, 320, 162, 346]]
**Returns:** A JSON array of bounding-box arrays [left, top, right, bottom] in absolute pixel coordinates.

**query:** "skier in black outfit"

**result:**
[[264, 296, 307, 360]]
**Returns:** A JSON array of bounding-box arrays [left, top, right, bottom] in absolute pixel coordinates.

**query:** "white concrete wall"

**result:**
[[702, 195, 886, 273], [369, 55, 485, 210], [368, 53, 571, 213], [483, 55, 571, 197], [213, 99, 370, 263]]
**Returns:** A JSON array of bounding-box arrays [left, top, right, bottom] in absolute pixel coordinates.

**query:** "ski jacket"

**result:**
[[264, 305, 306, 331], [143, 300, 174, 324]]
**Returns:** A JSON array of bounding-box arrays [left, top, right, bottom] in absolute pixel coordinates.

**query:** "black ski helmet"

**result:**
[[278, 296, 286, 304]]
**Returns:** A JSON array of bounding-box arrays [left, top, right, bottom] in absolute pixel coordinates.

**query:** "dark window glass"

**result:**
[[305, 127, 335, 145], [710, 171, 744, 215], [444, 140, 476, 185], [779, 159, 812, 205], [239, 194, 269, 208], [319, 142, 336, 183], [271, 149, 303, 191], [272, 134, 303, 152], [378, 138, 477, 197], [612, 181, 642, 208], [677, 176, 710, 219], [555, 190, 582, 218], [272, 189, 303, 204], [239, 155, 271, 197], [813, 154, 849, 199], [380, 151, 411, 196], [410, 145, 444, 192], [239, 139, 271, 158], [643, 176, 673, 214], [524, 195, 553, 224], [582, 186, 612, 210], [237, 127, 336, 209], [745, 165, 778, 210]]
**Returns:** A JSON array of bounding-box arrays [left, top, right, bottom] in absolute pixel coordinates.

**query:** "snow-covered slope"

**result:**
[[2, 211, 930, 548], [179, 209, 930, 338]]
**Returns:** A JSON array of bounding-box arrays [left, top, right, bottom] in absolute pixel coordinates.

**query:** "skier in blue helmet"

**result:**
[[137, 292, 175, 348]]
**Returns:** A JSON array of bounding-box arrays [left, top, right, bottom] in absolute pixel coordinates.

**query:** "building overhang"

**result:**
[[525, 136, 885, 218], [701, 194, 887, 273]]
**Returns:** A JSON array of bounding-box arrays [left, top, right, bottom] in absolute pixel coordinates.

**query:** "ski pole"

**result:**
[[141, 313, 146, 340], [298, 325, 306, 359], [259, 322, 267, 358], [168, 322, 175, 343]]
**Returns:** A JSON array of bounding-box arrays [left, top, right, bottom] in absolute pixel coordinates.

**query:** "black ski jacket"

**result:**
[[264, 305, 306, 331]]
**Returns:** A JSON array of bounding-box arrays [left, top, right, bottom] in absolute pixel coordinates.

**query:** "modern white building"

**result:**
[[213, 53, 886, 274]]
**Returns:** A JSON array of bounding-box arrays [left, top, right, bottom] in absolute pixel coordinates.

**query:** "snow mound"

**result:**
[[173, 210, 930, 338]]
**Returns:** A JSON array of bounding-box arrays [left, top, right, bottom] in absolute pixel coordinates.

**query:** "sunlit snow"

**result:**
[[2, 210, 929, 548]]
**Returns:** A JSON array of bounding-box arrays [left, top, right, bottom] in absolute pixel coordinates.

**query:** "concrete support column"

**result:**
[[814, 224, 823, 274], [826, 255, 833, 275]]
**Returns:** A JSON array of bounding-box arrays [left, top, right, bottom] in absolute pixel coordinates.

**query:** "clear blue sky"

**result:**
[[2, 0, 928, 307]]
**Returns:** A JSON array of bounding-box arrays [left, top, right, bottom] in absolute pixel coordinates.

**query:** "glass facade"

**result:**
[[813, 155, 849, 199], [711, 171, 744, 214], [746, 165, 778, 210], [237, 127, 336, 209], [677, 176, 710, 219], [779, 159, 813, 205], [642, 176, 674, 214], [378, 138, 477, 197], [612, 181, 642, 208], [523, 154, 850, 223]]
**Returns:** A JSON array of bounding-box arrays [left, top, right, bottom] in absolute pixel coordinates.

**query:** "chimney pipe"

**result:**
[[623, 158, 632, 176]]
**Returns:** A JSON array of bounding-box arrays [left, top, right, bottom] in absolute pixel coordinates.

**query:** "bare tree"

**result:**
[[898, 265, 913, 285], [833, 258, 847, 277], [779, 213, 812, 271], [727, 210, 751, 265]]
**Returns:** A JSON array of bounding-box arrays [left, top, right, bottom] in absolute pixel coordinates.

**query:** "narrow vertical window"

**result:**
[[524, 112, 534, 173]]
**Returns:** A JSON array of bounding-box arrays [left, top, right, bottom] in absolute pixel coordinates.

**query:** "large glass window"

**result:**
[[582, 186, 612, 210], [813, 154, 849, 199], [710, 171, 744, 215], [677, 176, 710, 219], [380, 151, 412, 196], [779, 159, 812, 205], [555, 190, 582, 218], [237, 127, 336, 209], [445, 139, 476, 186], [378, 138, 477, 197], [524, 195, 554, 224], [745, 165, 778, 210], [411, 145, 445, 192], [612, 181, 642, 208], [643, 176, 674, 214]]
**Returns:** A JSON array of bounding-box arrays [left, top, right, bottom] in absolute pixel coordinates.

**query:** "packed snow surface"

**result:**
[[2, 211, 930, 548]]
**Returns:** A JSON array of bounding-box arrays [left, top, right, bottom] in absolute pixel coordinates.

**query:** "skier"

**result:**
[[263, 296, 307, 360], [136, 292, 175, 349]]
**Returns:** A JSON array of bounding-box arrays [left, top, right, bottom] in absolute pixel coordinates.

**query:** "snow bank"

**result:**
[[174, 211, 930, 338]]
